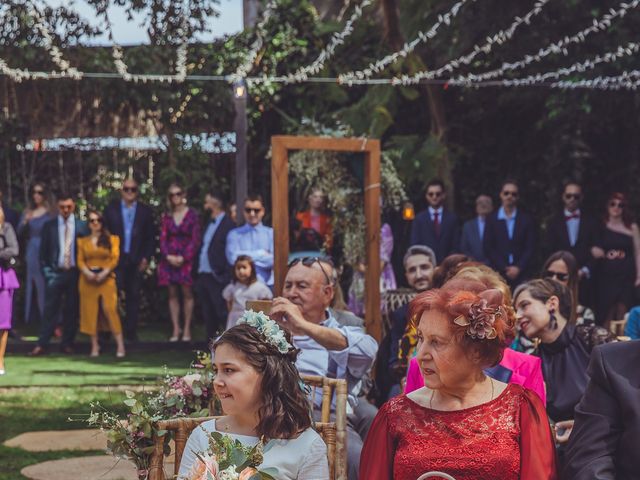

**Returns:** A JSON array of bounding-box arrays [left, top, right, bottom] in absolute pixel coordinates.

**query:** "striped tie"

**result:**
[[63, 221, 72, 269]]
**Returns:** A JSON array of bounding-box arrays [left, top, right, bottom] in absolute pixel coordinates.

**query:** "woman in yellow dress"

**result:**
[[77, 210, 125, 358]]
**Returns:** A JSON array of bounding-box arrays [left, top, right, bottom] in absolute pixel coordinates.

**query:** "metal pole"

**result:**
[[234, 94, 248, 224]]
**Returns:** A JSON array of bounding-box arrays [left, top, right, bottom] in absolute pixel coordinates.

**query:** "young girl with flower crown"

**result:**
[[178, 311, 329, 480]]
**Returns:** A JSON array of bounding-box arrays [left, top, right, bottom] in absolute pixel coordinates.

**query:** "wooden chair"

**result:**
[[381, 288, 417, 333], [609, 312, 629, 337], [148, 376, 348, 480]]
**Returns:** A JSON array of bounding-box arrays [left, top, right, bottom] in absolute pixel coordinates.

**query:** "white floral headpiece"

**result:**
[[237, 310, 293, 355]]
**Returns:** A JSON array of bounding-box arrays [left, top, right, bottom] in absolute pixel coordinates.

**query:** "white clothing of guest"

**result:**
[[178, 419, 329, 480], [222, 280, 273, 329]]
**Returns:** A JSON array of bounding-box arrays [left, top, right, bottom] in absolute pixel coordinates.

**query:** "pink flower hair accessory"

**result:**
[[451, 289, 506, 340]]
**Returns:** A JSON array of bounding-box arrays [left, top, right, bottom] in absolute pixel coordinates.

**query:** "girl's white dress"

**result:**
[[178, 418, 330, 480]]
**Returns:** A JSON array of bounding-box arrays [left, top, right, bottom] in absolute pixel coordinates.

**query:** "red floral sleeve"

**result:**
[[159, 214, 170, 258], [182, 209, 201, 262], [359, 403, 394, 480], [520, 388, 558, 479]]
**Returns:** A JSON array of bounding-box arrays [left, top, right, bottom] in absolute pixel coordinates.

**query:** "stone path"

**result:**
[[5, 429, 175, 480]]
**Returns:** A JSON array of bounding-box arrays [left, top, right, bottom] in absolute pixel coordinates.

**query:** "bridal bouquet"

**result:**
[[185, 431, 277, 480]]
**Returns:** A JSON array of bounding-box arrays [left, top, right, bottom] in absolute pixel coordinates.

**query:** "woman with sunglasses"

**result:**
[[158, 183, 201, 342], [591, 192, 640, 325], [17, 183, 54, 324], [77, 211, 125, 357]]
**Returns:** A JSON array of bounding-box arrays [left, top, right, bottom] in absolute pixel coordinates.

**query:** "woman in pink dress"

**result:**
[[158, 184, 201, 342], [0, 207, 20, 375]]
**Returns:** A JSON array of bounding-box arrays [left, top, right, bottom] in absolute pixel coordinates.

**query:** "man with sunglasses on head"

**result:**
[[102, 177, 156, 343], [410, 179, 460, 264], [30, 192, 89, 355], [545, 181, 597, 305], [225, 193, 274, 286], [484, 179, 536, 288], [271, 257, 378, 480]]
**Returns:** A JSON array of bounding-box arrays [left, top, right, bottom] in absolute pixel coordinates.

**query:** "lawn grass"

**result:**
[[0, 350, 196, 387], [0, 387, 128, 480]]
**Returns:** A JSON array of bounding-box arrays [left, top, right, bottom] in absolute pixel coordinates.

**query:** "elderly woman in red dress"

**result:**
[[360, 278, 557, 480]]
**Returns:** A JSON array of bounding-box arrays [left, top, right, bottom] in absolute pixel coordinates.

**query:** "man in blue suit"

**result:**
[[410, 179, 460, 263], [460, 194, 493, 263], [30, 192, 89, 355], [483, 180, 536, 288]]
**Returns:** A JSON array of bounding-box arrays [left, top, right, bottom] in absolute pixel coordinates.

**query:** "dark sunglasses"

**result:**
[[288, 256, 334, 285], [32, 189, 44, 195], [427, 191, 443, 197], [89, 218, 102, 224], [609, 201, 625, 208], [502, 190, 518, 197], [564, 193, 581, 200], [123, 186, 138, 193], [244, 207, 262, 214], [544, 270, 569, 282], [169, 191, 183, 198]]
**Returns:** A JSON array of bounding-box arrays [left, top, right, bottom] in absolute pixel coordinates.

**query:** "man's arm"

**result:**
[[563, 346, 620, 479]]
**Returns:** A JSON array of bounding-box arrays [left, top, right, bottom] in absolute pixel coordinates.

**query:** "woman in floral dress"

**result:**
[[158, 184, 201, 342]]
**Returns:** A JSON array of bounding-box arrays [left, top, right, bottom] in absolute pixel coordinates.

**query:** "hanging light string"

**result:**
[[337, 0, 475, 85], [28, 2, 83, 79], [104, 1, 190, 83], [449, 0, 640, 85], [228, 0, 279, 85], [553, 69, 640, 89], [253, 0, 373, 85]]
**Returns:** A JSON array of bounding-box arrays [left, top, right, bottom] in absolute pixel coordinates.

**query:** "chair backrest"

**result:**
[[609, 312, 629, 337], [148, 417, 339, 480], [381, 288, 417, 332], [300, 374, 348, 480]]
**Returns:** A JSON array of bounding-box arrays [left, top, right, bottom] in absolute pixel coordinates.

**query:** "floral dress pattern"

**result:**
[[158, 209, 201, 287]]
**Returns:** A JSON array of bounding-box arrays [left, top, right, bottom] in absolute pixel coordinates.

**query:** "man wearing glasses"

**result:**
[[410, 179, 460, 264], [30, 192, 89, 355], [545, 181, 597, 301], [484, 179, 536, 288], [103, 177, 156, 342], [225, 194, 274, 286], [271, 257, 378, 480]]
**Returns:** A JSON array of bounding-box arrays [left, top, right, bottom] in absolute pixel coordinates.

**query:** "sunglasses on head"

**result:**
[[564, 193, 581, 200], [544, 270, 569, 282], [288, 256, 334, 285], [244, 207, 262, 214], [502, 190, 518, 197], [123, 186, 138, 193], [609, 201, 625, 208]]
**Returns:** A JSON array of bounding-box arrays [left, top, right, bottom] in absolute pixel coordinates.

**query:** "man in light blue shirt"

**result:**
[[271, 258, 378, 480], [460, 194, 493, 263], [225, 194, 274, 286]]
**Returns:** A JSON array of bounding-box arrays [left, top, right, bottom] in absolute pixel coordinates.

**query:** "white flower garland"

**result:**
[[553, 69, 640, 90], [338, 0, 474, 86], [387, 0, 551, 86], [450, 0, 640, 85]]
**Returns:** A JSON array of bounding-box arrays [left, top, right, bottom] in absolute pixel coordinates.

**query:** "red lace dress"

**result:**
[[360, 384, 557, 480]]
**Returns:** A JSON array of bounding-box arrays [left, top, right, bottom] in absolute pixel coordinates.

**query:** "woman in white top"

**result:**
[[179, 312, 329, 479]]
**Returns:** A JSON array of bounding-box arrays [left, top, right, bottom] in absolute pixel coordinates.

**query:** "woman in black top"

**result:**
[[513, 279, 614, 434]]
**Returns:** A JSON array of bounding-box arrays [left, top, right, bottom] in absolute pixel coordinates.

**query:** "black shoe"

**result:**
[[60, 345, 75, 355], [8, 329, 24, 341], [29, 346, 47, 356]]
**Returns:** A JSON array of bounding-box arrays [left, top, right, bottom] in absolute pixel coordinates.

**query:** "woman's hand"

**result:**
[[591, 246, 605, 259], [554, 419, 574, 444], [95, 270, 110, 283], [83, 269, 98, 282]]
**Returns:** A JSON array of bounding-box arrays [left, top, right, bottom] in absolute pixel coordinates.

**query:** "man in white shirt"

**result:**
[[271, 258, 378, 480]]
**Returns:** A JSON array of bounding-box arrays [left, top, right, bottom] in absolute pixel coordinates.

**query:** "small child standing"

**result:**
[[223, 255, 272, 330]]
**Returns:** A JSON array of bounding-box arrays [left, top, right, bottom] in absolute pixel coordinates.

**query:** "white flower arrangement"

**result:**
[[237, 310, 292, 355]]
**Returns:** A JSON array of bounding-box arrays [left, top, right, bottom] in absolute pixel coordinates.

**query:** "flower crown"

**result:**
[[450, 289, 506, 340], [237, 310, 293, 355]]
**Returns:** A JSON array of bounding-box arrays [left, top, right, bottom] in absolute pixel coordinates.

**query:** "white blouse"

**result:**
[[178, 418, 330, 480]]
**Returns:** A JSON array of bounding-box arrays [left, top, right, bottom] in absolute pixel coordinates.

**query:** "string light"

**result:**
[[338, 0, 475, 85]]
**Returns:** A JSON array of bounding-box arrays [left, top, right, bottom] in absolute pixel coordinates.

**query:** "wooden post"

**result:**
[[270, 136, 382, 341]]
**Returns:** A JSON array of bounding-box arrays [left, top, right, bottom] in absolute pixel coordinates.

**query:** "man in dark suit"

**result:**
[[460, 194, 493, 263], [545, 181, 597, 305], [410, 179, 460, 263], [483, 180, 536, 288], [30, 193, 89, 355], [102, 177, 156, 342], [0, 187, 19, 229], [563, 341, 640, 479], [194, 192, 234, 340]]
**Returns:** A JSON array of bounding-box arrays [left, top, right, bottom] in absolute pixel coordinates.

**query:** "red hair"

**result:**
[[604, 192, 633, 228], [408, 279, 515, 367]]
